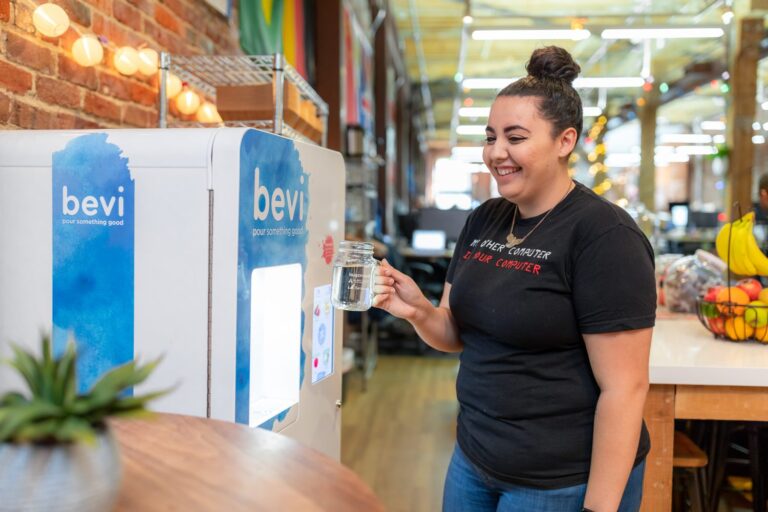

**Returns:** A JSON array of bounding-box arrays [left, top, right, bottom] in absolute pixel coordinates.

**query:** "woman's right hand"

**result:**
[[372, 259, 431, 322]]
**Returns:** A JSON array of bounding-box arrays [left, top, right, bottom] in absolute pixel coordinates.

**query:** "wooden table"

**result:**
[[111, 413, 384, 512], [641, 317, 768, 511]]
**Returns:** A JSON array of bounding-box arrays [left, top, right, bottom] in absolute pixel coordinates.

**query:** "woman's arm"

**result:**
[[582, 327, 652, 512], [372, 259, 463, 352]]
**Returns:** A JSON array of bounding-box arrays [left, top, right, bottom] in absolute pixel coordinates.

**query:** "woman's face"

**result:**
[[482, 95, 574, 206]]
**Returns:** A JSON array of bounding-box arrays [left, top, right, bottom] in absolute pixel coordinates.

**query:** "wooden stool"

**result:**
[[674, 430, 709, 512]]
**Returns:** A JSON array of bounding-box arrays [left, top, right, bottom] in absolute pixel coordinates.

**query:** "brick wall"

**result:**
[[0, 0, 240, 129]]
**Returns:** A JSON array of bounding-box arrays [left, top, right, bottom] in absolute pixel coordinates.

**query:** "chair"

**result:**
[[674, 430, 709, 512], [707, 421, 768, 512]]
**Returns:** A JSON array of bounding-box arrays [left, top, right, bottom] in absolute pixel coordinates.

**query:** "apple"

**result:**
[[737, 278, 763, 301], [704, 286, 725, 302], [708, 316, 726, 336], [701, 286, 724, 317], [745, 300, 768, 328]]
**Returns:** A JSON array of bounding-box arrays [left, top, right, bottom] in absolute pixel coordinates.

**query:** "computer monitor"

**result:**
[[416, 207, 471, 243], [411, 230, 447, 251], [688, 210, 720, 228], [669, 202, 689, 229]]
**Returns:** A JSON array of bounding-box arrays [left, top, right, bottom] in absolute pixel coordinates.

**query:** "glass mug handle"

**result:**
[[368, 259, 381, 306]]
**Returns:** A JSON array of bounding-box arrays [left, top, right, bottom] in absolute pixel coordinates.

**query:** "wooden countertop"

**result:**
[[650, 316, 768, 387], [111, 413, 384, 512]]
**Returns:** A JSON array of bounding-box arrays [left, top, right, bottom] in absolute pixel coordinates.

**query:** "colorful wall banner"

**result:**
[[239, 0, 310, 80], [52, 134, 135, 393], [342, 4, 373, 132]]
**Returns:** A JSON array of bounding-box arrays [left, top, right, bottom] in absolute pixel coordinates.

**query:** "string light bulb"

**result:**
[[176, 89, 200, 115], [137, 48, 159, 76], [196, 102, 222, 123], [165, 73, 183, 99], [33, 3, 70, 38], [71, 35, 103, 67], [113, 46, 140, 75]]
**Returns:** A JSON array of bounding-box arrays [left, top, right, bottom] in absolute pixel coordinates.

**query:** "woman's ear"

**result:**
[[557, 127, 578, 158]]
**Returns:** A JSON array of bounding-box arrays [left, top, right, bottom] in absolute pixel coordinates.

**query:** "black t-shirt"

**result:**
[[446, 181, 656, 489]]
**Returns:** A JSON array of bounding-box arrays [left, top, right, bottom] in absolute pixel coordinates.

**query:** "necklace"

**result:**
[[505, 181, 574, 249]]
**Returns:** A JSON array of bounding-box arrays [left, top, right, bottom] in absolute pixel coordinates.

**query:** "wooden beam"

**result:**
[[640, 385, 675, 512], [638, 91, 658, 211], [314, 0, 342, 152], [374, 6, 389, 233], [675, 385, 768, 420], [726, 17, 763, 216]]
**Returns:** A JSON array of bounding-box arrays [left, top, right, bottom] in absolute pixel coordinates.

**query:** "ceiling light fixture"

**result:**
[[462, 77, 645, 90], [660, 134, 713, 144], [700, 121, 725, 131], [472, 29, 591, 41], [456, 125, 487, 135], [676, 145, 717, 155], [459, 107, 490, 117], [601, 27, 724, 39], [655, 154, 691, 165]]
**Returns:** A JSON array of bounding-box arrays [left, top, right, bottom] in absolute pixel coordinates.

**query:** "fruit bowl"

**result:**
[[696, 296, 768, 343]]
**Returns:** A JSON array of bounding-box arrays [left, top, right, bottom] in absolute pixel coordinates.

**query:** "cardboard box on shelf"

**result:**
[[216, 81, 302, 124]]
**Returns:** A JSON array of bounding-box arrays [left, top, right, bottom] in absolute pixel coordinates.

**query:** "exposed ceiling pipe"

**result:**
[[407, 0, 436, 136], [449, 18, 470, 148], [370, 0, 386, 34]]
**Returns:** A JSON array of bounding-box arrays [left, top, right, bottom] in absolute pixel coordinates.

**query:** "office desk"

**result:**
[[399, 246, 454, 260], [641, 317, 768, 511], [111, 413, 384, 512]]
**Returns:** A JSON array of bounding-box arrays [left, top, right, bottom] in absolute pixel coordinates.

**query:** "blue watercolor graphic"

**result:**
[[52, 133, 135, 393], [235, 130, 309, 428]]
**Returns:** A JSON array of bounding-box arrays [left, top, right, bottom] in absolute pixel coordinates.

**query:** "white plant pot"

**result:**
[[0, 428, 122, 512]]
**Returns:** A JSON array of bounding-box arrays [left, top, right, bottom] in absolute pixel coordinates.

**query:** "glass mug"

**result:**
[[331, 241, 380, 311]]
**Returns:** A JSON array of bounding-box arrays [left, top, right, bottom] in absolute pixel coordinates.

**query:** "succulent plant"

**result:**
[[0, 336, 168, 444]]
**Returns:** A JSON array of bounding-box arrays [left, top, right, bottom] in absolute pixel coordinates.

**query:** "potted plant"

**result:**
[[0, 336, 168, 512]]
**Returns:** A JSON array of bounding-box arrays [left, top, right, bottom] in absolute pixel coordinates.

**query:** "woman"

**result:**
[[373, 46, 656, 512]]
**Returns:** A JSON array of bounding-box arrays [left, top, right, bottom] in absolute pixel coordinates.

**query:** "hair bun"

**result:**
[[526, 46, 580, 84]]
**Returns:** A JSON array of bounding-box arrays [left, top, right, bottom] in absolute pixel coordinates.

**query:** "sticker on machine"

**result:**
[[312, 284, 334, 383]]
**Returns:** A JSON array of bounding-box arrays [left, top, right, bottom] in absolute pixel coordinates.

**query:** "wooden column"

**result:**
[[314, 0, 342, 152], [638, 93, 658, 211], [726, 17, 763, 216], [640, 384, 676, 512], [373, 12, 388, 233]]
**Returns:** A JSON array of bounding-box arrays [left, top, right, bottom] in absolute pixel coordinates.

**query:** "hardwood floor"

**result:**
[[342, 355, 459, 512]]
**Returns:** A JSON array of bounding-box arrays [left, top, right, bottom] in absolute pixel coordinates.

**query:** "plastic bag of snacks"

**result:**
[[663, 250, 726, 313], [655, 253, 683, 306]]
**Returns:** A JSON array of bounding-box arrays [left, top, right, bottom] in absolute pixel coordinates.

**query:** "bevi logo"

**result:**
[[62, 185, 125, 217], [253, 167, 305, 222]]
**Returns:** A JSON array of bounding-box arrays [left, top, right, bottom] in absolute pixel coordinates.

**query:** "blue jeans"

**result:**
[[443, 444, 645, 512]]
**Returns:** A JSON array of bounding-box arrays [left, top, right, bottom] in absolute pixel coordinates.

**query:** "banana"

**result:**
[[716, 217, 755, 275], [731, 217, 759, 275], [716, 221, 734, 264], [740, 212, 768, 275]]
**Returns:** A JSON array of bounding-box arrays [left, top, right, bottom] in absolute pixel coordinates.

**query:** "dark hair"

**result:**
[[497, 46, 583, 140], [760, 173, 768, 193]]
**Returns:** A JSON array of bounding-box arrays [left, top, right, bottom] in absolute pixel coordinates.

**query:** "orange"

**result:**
[[755, 324, 768, 343], [716, 287, 750, 316], [759, 288, 768, 304], [725, 316, 754, 341]]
